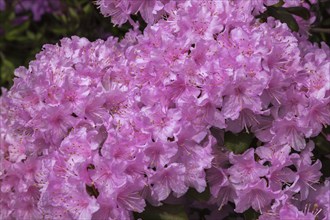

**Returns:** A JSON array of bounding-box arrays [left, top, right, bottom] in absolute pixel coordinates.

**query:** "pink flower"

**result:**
[[144, 141, 177, 168], [207, 167, 237, 210], [279, 203, 318, 220], [234, 179, 281, 213], [95, 0, 168, 25], [115, 183, 146, 213], [298, 98, 330, 137], [88, 155, 127, 196], [59, 127, 93, 160], [150, 163, 188, 201], [303, 179, 330, 220], [228, 149, 269, 188], [222, 70, 266, 120], [39, 105, 78, 145], [256, 144, 292, 167], [13, 0, 61, 21], [290, 160, 322, 200], [270, 117, 309, 151]]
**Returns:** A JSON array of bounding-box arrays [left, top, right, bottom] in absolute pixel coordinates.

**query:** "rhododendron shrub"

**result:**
[[1, 0, 329, 219]]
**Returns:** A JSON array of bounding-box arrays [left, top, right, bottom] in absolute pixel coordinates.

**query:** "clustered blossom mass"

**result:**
[[0, 0, 329, 219], [0, 0, 61, 21]]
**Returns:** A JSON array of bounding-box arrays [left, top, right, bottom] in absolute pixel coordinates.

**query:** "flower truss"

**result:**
[[0, 0, 329, 219], [0, 0, 61, 21]]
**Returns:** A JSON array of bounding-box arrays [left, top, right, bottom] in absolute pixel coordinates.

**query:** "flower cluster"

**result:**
[[207, 143, 329, 219], [0, 0, 329, 219], [0, 0, 61, 21], [0, 34, 215, 219], [95, 0, 176, 25]]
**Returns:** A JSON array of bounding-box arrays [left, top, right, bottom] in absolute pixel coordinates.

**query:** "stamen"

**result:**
[[303, 181, 317, 191]]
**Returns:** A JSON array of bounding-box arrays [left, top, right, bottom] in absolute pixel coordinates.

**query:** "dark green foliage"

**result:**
[[186, 187, 211, 202], [309, 0, 330, 45], [313, 126, 330, 179], [267, 6, 300, 32], [134, 203, 188, 220], [257, 1, 312, 32], [243, 208, 261, 220], [224, 131, 254, 154]]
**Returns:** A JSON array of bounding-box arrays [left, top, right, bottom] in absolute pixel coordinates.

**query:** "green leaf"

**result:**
[[268, 7, 299, 32], [26, 30, 35, 40], [8, 11, 15, 21], [285, 7, 311, 20], [312, 127, 330, 178], [186, 187, 211, 202], [320, 159, 330, 178], [55, 14, 68, 23], [224, 131, 254, 154], [83, 4, 92, 14], [134, 203, 188, 220], [69, 7, 79, 20], [313, 127, 330, 155], [243, 208, 260, 220], [5, 21, 30, 41], [0, 56, 15, 86], [50, 26, 67, 35]]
